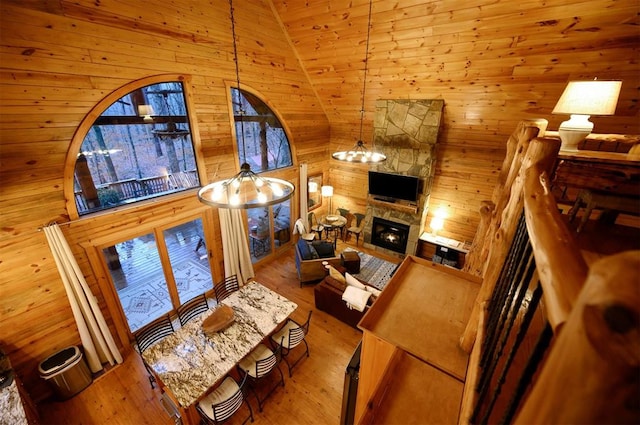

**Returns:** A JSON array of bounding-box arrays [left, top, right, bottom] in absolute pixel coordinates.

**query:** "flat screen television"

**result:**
[[368, 171, 420, 203]]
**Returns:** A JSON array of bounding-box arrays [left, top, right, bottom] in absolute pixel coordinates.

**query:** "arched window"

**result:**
[[231, 88, 293, 172], [73, 80, 199, 216]]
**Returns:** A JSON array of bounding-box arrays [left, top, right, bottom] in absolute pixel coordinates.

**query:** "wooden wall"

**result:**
[[274, 0, 640, 241], [0, 0, 329, 401], [0, 0, 638, 403]]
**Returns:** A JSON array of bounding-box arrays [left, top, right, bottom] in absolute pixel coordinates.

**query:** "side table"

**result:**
[[341, 251, 361, 274]]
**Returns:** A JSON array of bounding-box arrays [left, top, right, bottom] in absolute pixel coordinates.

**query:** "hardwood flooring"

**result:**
[[38, 239, 389, 425]]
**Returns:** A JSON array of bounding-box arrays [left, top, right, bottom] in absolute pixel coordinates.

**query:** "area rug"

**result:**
[[345, 249, 400, 291], [118, 260, 213, 332]]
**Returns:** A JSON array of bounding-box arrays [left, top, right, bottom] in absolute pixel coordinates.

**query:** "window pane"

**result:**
[[103, 233, 172, 332], [248, 207, 272, 261], [274, 198, 291, 249], [231, 88, 293, 173], [75, 81, 200, 215], [163, 219, 214, 304]]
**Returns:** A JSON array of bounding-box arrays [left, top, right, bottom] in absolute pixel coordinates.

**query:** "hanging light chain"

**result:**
[[359, 0, 373, 143]]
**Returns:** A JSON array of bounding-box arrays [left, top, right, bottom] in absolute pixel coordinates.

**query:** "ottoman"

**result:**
[[340, 251, 361, 274]]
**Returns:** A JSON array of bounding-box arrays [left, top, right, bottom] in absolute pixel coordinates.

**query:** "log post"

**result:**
[[515, 251, 640, 424], [460, 136, 560, 352]]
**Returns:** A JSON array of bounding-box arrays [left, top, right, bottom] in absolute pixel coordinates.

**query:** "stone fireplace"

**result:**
[[363, 99, 444, 258], [371, 217, 410, 254]]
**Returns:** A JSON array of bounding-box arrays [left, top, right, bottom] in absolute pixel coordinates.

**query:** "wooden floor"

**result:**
[[38, 238, 392, 425]]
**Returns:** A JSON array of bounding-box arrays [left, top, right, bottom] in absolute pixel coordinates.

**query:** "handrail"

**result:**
[[523, 167, 588, 330]]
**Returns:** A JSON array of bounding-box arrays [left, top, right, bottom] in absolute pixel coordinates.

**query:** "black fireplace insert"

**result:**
[[371, 217, 409, 254]]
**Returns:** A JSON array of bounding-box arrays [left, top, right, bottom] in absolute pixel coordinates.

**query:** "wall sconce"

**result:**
[[430, 208, 446, 236], [321, 185, 334, 214], [552, 80, 622, 151], [137, 104, 155, 123]]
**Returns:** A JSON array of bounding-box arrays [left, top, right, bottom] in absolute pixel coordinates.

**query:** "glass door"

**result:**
[[163, 219, 214, 304], [247, 199, 291, 262], [102, 218, 215, 332]]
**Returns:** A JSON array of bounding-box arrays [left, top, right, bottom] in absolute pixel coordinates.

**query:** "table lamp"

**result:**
[[552, 80, 622, 151]]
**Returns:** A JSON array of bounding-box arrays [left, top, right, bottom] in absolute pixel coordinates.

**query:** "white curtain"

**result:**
[[300, 163, 309, 229], [43, 224, 123, 373], [219, 208, 255, 284]]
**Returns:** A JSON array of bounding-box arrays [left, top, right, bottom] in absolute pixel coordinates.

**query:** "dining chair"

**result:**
[[336, 207, 350, 217], [237, 336, 285, 411], [307, 212, 324, 238], [346, 213, 366, 246], [343, 212, 355, 241], [177, 293, 209, 326], [294, 218, 315, 241], [196, 374, 254, 425], [133, 314, 175, 389], [214, 275, 240, 303], [270, 311, 312, 377]]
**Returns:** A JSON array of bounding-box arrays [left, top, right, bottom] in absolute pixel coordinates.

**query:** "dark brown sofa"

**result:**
[[313, 274, 376, 328]]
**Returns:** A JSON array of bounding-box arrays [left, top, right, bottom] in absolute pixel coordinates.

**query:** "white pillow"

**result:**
[[342, 285, 371, 312], [345, 272, 365, 289], [365, 286, 381, 297]]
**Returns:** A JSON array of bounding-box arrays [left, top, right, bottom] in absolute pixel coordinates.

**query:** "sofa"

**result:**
[[314, 271, 378, 328], [294, 238, 340, 285]]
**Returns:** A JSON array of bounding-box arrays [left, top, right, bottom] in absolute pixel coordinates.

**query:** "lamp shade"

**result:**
[[137, 104, 155, 117], [321, 185, 334, 197], [308, 182, 318, 193], [552, 80, 621, 116]]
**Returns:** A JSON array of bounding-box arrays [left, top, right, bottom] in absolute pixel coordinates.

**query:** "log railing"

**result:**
[[464, 136, 639, 423]]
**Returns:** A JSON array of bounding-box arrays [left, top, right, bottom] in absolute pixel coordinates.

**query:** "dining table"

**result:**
[[141, 281, 297, 424], [320, 214, 348, 240]]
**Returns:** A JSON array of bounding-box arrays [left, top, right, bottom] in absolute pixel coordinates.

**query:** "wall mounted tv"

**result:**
[[368, 171, 420, 203]]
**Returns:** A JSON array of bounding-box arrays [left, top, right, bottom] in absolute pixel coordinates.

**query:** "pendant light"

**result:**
[[198, 0, 295, 209], [332, 0, 386, 163]]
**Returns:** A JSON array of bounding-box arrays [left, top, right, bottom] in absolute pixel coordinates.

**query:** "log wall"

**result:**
[[274, 0, 639, 240], [0, 0, 638, 402]]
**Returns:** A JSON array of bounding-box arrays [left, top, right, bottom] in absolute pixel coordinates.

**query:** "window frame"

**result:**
[[64, 74, 205, 220]]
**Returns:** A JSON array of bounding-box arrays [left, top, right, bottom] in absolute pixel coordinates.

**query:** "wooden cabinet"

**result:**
[[416, 232, 469, 269], [355, 256, 481, 424]]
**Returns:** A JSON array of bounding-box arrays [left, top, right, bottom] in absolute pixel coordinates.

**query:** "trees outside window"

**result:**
[[74, 81, 199, 215], [231, 88, 293, 172]]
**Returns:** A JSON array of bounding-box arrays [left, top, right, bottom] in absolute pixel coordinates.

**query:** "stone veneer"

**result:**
[[363, 99, 444, 258]]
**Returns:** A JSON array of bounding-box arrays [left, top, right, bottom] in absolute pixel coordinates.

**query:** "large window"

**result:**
[[231, 88, 293, 172], [74, 81, 199, 215]]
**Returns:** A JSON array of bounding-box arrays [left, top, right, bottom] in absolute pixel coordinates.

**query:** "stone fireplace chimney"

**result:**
[[363, 99, 444, 258]]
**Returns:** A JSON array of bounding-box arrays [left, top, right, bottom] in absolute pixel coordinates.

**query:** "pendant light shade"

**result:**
[[332, 0, 386, 164], [198, 0, 295, 209], [198, 163, 294, 209]]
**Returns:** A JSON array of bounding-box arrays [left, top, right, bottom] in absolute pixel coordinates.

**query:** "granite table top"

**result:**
[[142, 281, 297, 407]]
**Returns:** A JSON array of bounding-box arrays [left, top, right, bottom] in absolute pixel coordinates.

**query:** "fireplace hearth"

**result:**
[[371, 217, 410, 254]]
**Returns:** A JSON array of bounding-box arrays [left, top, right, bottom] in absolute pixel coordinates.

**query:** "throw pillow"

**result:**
[[312, 240, 335, 258], [345, 273, 366, 289], [327, 265, 346, 284], [323, 276, 347, 292], [297, 239, 312, 260], [341, 285, 371, 312]]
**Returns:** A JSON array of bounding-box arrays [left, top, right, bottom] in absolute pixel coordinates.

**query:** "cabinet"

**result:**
[[355, 256, 481, 424], [417, 232, 469, 269]]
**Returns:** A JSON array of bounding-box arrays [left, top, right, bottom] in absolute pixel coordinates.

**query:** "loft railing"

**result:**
[[462, 137, 639, 424]]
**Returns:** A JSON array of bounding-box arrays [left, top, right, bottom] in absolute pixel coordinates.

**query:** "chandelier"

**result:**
[[198, 0, 294, 209], [332, 0, 386, 164]]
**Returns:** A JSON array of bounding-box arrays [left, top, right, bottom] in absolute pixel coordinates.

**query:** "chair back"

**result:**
[[214, 275, 240, 303], [337, 207, 350, 217], [345, 212, 356, 229], [354, 213, 366, 228], [294, 218, 308, 234], [177, 293, 209, 326], [287, 311, 312, 349], [134, 314, 174, 353], [253, 341, 282, 379]]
